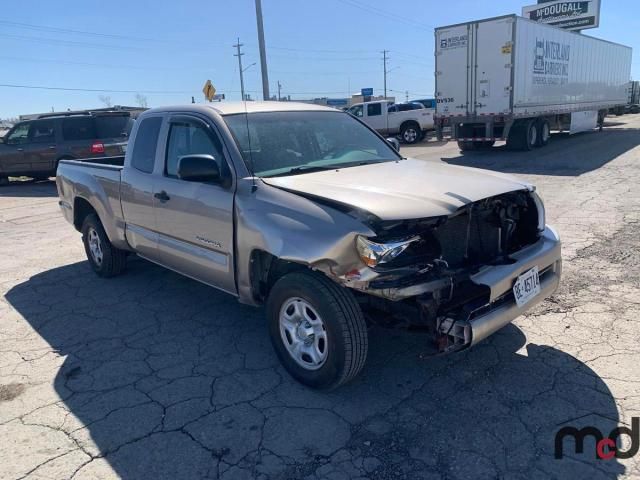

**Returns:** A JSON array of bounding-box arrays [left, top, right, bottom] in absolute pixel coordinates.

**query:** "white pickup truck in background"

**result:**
[[347, 100, 434, 144]]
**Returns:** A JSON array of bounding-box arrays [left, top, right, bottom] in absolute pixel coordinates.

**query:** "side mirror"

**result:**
[[177, 154, 220, 183], [386, 137, 400, 152]]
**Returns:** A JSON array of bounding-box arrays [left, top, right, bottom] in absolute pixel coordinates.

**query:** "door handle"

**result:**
[[48, 146, 56, 150], [154, 191, 170, 203], [17, 148, 23, 152]]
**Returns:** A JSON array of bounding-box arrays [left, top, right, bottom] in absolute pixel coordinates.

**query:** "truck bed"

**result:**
[[56, 156, 126, 244]]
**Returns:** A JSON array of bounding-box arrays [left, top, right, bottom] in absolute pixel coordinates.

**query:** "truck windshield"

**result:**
[[223, 111, 400, 177]]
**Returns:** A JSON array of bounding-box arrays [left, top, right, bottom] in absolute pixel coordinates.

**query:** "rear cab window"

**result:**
[[130, 116, 163, 173]]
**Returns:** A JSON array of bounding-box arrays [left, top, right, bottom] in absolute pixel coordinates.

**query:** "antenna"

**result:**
[[242, 97, 258, 193]]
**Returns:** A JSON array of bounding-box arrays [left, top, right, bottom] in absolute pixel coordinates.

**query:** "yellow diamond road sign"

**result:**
[[202, 80, 216, 102]]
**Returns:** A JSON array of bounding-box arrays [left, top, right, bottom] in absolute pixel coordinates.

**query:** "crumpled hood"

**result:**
[[262, 158, 532, 220]]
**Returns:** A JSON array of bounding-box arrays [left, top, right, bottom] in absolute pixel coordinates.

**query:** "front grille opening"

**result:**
[[434, 190, 539, 269]]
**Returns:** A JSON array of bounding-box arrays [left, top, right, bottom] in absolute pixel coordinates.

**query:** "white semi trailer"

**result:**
[[434, 15, 632, 151]]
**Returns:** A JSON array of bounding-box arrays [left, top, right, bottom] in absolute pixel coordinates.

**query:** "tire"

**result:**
[[266, 271, 368, 390], [473, 140, 494, 149], [457, 140, 476, 152], [507, 120, 537, 151], [535, 119, 550, 147], [81, 214, 127, 277], [400, 122, 421, 144]]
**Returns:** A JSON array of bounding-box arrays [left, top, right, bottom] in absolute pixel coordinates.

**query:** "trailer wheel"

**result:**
[[535, 119, 550, 147], [457, 140, 476, 152], [507, 120, 536, 151]]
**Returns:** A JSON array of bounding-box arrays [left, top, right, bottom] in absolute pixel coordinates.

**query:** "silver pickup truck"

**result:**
[[56, 102, 562, 389]]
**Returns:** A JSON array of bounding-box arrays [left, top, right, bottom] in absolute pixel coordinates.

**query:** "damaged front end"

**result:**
[[335, 189, 562, 353]]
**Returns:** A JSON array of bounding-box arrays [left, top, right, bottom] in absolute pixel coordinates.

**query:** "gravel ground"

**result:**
[[0, 116, 639, 479]]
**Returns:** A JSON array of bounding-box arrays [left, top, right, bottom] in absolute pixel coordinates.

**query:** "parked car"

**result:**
[[347, 100, 433, 144], [0, 111, 134, 184], [56, 102, 561, 389], [387, 102, 425, 113], [412, 99, 436, 109]]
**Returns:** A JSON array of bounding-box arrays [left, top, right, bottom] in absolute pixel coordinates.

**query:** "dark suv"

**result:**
[[0, 111, 134, 183]]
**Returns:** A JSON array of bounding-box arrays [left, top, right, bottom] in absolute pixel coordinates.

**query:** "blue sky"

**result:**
[[1, 0, 638, 117]]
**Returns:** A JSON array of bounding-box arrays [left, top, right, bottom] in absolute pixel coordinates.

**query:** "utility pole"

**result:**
[[255, 0, 270, 100], [382, 50, 389, 99], [233, 38, 246, 101], [277, 81, 282, 101], [405, 90, 409, 102]]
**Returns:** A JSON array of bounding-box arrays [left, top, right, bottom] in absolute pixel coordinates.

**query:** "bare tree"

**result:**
[[134, 93, 148, 108], [98, 95, 112, 107]]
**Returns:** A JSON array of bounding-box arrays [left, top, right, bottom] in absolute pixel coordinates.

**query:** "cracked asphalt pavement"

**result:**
[[1, 116, 639, 479]]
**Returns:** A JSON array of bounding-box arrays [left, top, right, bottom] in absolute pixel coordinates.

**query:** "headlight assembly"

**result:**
[[356, 235, 420, 268]]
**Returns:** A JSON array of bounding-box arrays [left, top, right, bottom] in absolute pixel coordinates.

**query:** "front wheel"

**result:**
[[266, 271, 368, 390], [81, 214, 127, 277]]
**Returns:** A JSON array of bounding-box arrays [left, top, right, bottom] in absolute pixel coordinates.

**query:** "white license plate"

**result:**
[[513, 266, 540, 307]]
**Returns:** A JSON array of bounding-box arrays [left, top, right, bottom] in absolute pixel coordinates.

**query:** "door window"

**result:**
[[349, 105, 363, 118], [165, 121, 227, 180], [130, 116, 162, 173], [28, 120, 55, 143], [6, 123, 30, 145], [367, 103, 382, 116], [94, 115, 134, 139]]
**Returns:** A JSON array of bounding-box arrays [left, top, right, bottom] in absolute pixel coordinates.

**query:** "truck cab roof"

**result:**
[[142, 102, 336, 117]]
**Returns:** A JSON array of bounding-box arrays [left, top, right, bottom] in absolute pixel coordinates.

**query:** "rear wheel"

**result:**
[[400, 122, 421, 144], [266, 271, 368, 390], [535, 119, 550, 147], [81, 214, 127, 277], [507, 120, 537, 151]]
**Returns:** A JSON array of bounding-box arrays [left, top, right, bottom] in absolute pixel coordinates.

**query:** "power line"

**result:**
[[0, 32, 142, 51], [0, 83, 194, 94], [336, 0, 432, 31], [0, 55, 208, 72], [0, 20, 163, 42]]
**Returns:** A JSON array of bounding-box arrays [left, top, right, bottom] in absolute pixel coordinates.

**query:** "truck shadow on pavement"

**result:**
[[5, 257, 626, 479], [441, 128, 640, 177]]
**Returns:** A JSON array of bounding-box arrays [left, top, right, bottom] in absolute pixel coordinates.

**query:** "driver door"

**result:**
[[1, 122, 30, 175], [153, 114, 236, 294]]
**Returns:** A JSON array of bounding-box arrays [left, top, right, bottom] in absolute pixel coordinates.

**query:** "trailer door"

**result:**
[[473, 18, 513, 116], [435, 24, 471, 118]]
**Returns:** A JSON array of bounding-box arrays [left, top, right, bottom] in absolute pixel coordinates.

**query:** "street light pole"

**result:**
[[233, 38, 246, 101], [382, 50, 388, 99], [255, 0, 270, 100]]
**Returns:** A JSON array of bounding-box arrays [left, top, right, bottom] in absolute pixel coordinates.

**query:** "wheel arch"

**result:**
[[73, 197, 98, 232], [249, 249, 312, 304]]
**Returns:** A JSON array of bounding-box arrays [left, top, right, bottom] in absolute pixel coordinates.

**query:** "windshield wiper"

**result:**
[[264, 165, 336, 177]]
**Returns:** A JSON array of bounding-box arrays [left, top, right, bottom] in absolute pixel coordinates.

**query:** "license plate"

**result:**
[[513, 266, 540, 307]]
